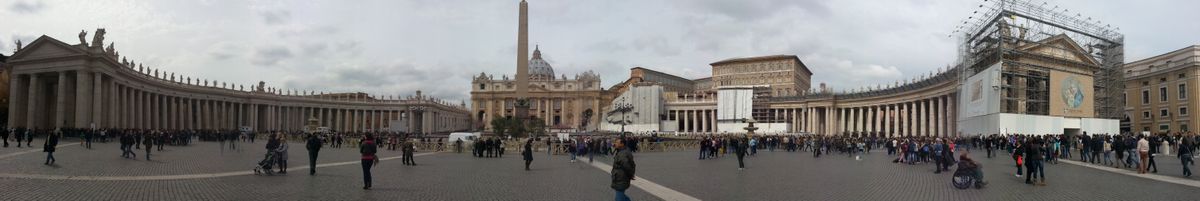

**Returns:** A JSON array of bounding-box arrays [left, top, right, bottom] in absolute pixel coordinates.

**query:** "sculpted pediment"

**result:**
[[9, 35, 87, 61], [1019, 34, 1100, 67]]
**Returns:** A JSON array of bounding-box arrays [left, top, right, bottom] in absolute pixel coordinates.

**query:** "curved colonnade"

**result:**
[[5, 34, 470, 134]]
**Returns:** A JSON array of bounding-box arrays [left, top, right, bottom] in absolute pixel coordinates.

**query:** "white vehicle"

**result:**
[[448, 132, 481, 144]]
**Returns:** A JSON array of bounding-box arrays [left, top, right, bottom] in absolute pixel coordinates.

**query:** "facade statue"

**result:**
[[257, 81, 266, 92], [14, 39, 21, 51], [78, 30, 88, 46], [91, 28, 106, 48], [106, 42, 114, 54]]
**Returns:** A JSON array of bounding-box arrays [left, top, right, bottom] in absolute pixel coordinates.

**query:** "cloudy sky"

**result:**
[[3, 0, 1197, 103]]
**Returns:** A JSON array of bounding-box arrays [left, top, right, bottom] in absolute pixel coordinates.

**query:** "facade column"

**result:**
[[949, 95, 956, 137], [54, 71, 68, 129], [901, 102, 908, 136], [867, 106, 875, 136], [72, 70, 92, 128], [934, 97, 941, 137], [90, 72, 103, 128], [883, 105, 890, 137], [26, 74, 41, 129], [7, 74, 25, 128]]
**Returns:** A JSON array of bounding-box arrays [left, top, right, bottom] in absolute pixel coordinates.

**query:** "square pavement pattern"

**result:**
[[1, 138, 1198, 200]]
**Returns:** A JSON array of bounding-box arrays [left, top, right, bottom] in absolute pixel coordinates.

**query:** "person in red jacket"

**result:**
[[360, 134, 379, 190]]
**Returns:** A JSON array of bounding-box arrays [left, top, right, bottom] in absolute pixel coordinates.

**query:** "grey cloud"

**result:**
[[209, 52, 233, 60], [259, 10, 291, 25], [300, 43, 328, 57], [9, 1, 46, 14], [250, 46, 293, 66], [686, 0, 830, 21], [632, 36, 681, 57]]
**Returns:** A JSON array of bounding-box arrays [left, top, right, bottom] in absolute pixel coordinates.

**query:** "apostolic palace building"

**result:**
[[3, 30, 471, 134]]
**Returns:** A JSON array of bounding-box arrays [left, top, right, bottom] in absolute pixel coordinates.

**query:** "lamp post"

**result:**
[[607, 97, 635, 138]]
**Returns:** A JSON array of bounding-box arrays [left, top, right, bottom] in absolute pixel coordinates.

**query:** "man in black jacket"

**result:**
[[2, 128, 9, 147], [44, 131, 60, 165], [611, 138, 636, 201], [735, 137, 748, 171], [522, 139, 533, 171], [306, 133, 323, 175], [1025, 138, 1044, 186]]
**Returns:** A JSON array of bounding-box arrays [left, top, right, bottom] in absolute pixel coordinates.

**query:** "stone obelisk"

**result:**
[[514, 0, 531, 119]]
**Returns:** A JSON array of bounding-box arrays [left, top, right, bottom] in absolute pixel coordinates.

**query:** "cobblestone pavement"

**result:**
[[2, 138, 1199, 200], [615, 148, 1200, 201], [0, 139, 657, 201]]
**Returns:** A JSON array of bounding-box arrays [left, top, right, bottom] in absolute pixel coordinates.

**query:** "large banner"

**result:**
[[1049, 70, 1094, 118], [717, 87, 753, 121], [958, 63, 1002, 120]]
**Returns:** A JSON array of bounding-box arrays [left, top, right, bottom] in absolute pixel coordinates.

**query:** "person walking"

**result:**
[[15, 129, 24, 148], [523, 139, 534, 171], [2, 128, 9, 147], [1148, 135, 1160, 173], [306, 133, 323, 175], [83, 129, 93, 149], [1180, 136, 1194, 177], [143, 133, 155, 161], [277, 135, 290, 174], [611, 138, 636, 201], [455, 138, 464, 153], [1025, 138, 1045, 186], [360, 134, 379, 190], [1012, 140, 1022, 178], [402, 139, 416, 166], [24, 129, 33, 147], [735, 137, 748, 171], [44, 131, 60, 165], [1137, 135, 1150, 174]]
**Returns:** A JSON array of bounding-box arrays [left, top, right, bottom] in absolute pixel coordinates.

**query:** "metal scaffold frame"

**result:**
[[954, 0, 1125, 119]]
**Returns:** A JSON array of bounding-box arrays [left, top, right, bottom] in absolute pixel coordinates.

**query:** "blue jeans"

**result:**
[[45, 152, 55, 164], [615, 189, 631, 201], [362, 159, 373, 187], [1182, 153, 1193, 176], [1103, 151, 1113, 165]]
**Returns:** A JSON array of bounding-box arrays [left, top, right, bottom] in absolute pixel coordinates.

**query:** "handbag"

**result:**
[[1017, 156, 1024, 165]]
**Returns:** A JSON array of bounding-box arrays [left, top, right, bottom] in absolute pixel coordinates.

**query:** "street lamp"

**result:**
[[607, 97, 635, 137]]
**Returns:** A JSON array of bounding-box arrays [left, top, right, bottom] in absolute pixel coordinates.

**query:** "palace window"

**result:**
[[1180, 84, 1188, 100], [479, 84, 486, 90], [1160, 87, 1168, 102], [1181, 107, 1189, 116], [1161, 109, 1169, 117], [1142, 90, 1150, 104], [1143, 111, 1150, 119]]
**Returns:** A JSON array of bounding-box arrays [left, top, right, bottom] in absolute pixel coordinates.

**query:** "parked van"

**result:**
[[448, 132, 481, 144]]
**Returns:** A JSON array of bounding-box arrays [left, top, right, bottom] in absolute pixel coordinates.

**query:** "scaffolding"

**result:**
[[955, 0, 1124, 119]]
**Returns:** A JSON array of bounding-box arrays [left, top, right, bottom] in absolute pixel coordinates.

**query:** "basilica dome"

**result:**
[[529, 46, 555, 80]]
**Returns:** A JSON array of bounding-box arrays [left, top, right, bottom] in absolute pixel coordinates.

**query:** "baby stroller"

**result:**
[[253, 151, 280, 175]]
